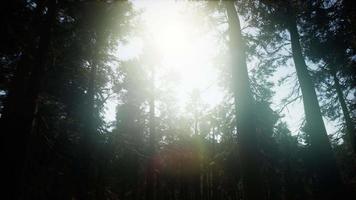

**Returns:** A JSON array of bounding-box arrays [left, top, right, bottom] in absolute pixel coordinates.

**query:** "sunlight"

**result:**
[[130, 0, 224, 110], [110, 1, 319, 136], [152, 19, 189, 55]]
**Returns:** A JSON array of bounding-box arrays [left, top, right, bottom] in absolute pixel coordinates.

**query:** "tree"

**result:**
[[246, 0, 346, 199], [1, 1, 57, 198], [299, 0, 356, 153], [224, 1, 266, 199]]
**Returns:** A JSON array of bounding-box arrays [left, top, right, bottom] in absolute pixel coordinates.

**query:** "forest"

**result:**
[[1, 0, 355, 199]]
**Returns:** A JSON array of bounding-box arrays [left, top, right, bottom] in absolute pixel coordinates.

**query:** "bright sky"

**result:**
[[114, 0, 225, 109], [105, 0, 338, 136]]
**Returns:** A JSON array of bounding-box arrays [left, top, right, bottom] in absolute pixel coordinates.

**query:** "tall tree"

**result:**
[[299, 0, 356, 153], [224, 1, 266, 199], [144, 40, 158, 200], [247, 0, 346, 199], [1, 1, 57, 198]]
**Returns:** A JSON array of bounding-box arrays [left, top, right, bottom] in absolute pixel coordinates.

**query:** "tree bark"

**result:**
[[225, 2, 266, 200], [331, 70, 356, 153], [286, 12, 344, 200]]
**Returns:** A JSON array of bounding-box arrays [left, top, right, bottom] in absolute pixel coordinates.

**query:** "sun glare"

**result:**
[[153, 20, 189, 55], [119, 0, 225, 111]]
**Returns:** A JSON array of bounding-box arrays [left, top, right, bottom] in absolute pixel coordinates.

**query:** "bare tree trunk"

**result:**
[[331, 69, 356, 153], [146, 64, 156, 200], [286, 11, 345, 200], [225, 2, 266, 199]]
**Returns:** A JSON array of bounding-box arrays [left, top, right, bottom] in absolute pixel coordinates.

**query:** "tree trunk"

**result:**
[[331, 70, 356, 154], [225, 2, 266, 200], [286, 12, 344, 200], [1, 1, 56, 198], [146, 65, 156, 200]]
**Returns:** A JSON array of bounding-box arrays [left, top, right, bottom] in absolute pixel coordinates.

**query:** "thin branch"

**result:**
[[278, 94, 302, 114]]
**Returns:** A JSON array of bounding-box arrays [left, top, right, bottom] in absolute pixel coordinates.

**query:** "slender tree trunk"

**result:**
[[149, 67, 156, 153], [147, 65, 156, 200], [286, 12, 345, 200], [211, 128, 217, 200], [331, 70, 356, 153], [225, 2, 266, 200]]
